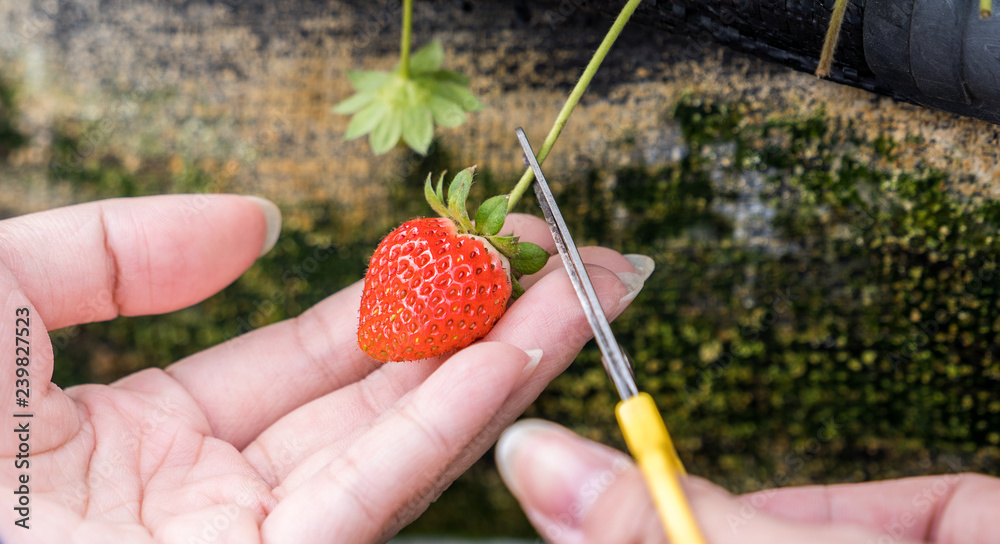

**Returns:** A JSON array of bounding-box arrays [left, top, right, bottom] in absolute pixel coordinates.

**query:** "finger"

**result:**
[[496, 420, 923, 544], [167, 281, 375, 449], [496, 419, 660, 544], [485, 262, 642, 363], [241, 353, 442, 487], [169, 214, 642, 449], [243, 259, 641, 487], [521, 247, 653, 290], [0, 194, 279, 330], [155, 505, 262, 544], [260, 342, 539, 543], [744, 472, 999, 542]]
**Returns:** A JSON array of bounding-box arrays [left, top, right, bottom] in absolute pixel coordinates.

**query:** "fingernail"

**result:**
[[517, 348, 544, 387], [625, 254, 655, 282], [496, 420, 629, 537], [616, 254, 654, 313], [614, 272, 643, 314], [243, 196, 282, 256]]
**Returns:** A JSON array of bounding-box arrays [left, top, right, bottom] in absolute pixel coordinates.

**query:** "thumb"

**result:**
[[495, 419, 911, 544], [495, 419, 665, 543]]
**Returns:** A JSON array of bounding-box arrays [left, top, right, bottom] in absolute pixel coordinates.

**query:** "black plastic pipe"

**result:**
[[567, 0, 1000, 125]]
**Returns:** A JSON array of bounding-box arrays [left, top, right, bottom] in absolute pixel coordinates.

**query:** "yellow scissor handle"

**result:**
[[616, 392, 707, 544]]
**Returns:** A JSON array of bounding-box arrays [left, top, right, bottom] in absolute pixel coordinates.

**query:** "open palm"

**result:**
[[0, 195, 646, 543]]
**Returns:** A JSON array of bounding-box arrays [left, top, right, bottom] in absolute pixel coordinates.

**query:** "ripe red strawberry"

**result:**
[[358, 167, 549, 362], [358, 217, 511, 361]]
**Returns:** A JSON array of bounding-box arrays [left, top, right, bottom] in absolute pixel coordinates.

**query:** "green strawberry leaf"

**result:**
[[475, 194, 509, 236], [428, 95, 466, 128], [447, 167, 475, 223], [370, 112, 403, 154], [435, 171, 446, 202], [430, 69, 470, 86], [424, 173, 451, 218], [344, 102, 387, 141], [401, 104, 434, 155], [409, 40, 445, 74], [486, 235, 520, 258], [428, 81, 484, 112], [510, 242, 550, 275], [332, 91, 376, 114], [347, 70, 392, 92]]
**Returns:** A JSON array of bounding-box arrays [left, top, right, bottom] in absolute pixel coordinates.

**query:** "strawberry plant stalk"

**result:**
[[399, 0, 413, 79], [506, 0, 644, 212]]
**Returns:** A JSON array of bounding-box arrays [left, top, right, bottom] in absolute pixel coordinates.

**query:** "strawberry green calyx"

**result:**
[[425, 166, 551, 296]]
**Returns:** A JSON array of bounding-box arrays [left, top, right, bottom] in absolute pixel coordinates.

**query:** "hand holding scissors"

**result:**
[[512, 128, 707, 544], [496, 129, 999, 544]]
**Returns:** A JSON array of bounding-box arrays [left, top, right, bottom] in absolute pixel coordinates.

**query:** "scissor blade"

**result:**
[[515, 128, 638, 400]]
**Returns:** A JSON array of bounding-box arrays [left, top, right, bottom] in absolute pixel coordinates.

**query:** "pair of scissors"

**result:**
[[515, 128, 707, 544]]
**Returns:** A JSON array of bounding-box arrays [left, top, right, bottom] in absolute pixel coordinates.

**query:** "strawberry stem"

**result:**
[[506, 0, 644, 212], [399, 0, 414, 79]]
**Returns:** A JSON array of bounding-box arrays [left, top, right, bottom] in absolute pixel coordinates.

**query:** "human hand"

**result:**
[[0, 194, 653, 543], [497, 419, 997, 543]]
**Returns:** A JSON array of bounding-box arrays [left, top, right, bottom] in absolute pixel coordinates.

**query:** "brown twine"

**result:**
[[816, 0, 850, 78]]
